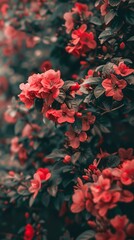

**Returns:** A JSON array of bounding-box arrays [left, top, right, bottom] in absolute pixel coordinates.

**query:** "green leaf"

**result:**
[[109, 0, 121, 6], [47, 185, 58, 197], [94, 85, 105, 98], [83, 77, 101, 85], [110, 17, 123, 32], [125, 75, 134, 85], [127, 36, 134, 42], [104, 10, 116, 25], [15, 120, 25, 135], [56, 89, 66, 103], [90, 16, 102, 26], [29, 196, 35, 207], [76, 230, 95, 240], [125, 9, 134, 25]]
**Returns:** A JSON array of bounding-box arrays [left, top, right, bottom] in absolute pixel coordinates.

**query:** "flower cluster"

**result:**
[[66, 24, 97, 57], [19, 69, 64, 108], [71, 159, 134, 238], [64, 2, 92, 34]]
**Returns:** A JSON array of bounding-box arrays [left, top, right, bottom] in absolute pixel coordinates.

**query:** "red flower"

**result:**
[[39, 69, 64, 104], [57, 104, 75, 124], [82, 112, 96, 131], [110, 215, 129, 230], [114, 62, 134, 76], [102, 74, 127, 101], [24, 224, 34, 240], [65, 127, 87, 149], [71, 179, 89, 213], [29, 173, 41, 199], [90, 175, 111, 203], [45, 108, 61, 122], [19, 69, 64, 108], [22, 124, 41, 139], [66, 24, 96, 57], [36, 168, 51, 181], [120, 160, 134, 185], [72, 3, 92, 17]]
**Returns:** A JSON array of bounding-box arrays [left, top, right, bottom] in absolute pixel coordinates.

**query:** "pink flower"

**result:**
[[72, 3, 92, 17], [45, 108, 61, 122], [10, 137, 20, 153], [19, 69, 64, 108], [120, 160, 134, 185], [110, 215, 129, 230], [36, 168, 51, 181], [65, 127, 87, 149], [39, 69, 64, 104], [100, 0, 108, 16], [29, 173, 41, 199], [63, 12, 74, 34], [102, 74, 127, 101], [114, 62, 134, 76], [57, 104, 75, 124], [82, 112, 96, 131], [71, 179, 89, 213], [22, 124, 41, 139]]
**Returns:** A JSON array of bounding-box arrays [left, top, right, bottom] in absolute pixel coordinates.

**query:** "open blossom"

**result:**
[[66, 24, 97, 57], [110, 215, 129, 230], [82, 112, 96, 131], [113, 62, 134, 76], [65, 127, 87, 149], [71, 178, 89, 213], [45, 108, 61, 122], [39, 70, 64, 104], [46, 104, 75, 124], [57, 104, 75, 124], [24, 224, 34, 240], [102, 74, 127, 101], [29, 173, 41, 199], [19, 69, 64, 108]]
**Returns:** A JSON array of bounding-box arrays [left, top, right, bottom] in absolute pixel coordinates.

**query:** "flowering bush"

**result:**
[[0, 0, 134, 239]]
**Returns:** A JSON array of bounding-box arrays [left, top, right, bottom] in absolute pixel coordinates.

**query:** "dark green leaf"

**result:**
[[109, 0, 121, 6], [15, 120, 25, 135], [104, 10, 116, 25], [94, 86, 105, 98], [83, 77, 101, 85], [76, 230, 95, 240], [90, 16, 102, 26]]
